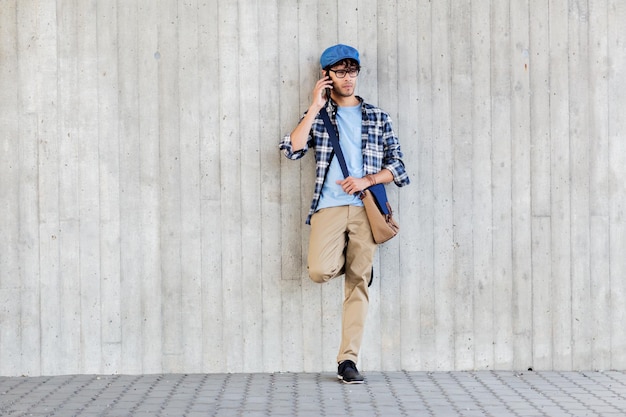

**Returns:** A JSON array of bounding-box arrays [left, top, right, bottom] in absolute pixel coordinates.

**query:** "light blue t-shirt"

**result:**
[[316, 104, 364, 211]]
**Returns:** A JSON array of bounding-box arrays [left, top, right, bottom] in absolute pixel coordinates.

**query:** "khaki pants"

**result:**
[[308, 206, 377, 364]]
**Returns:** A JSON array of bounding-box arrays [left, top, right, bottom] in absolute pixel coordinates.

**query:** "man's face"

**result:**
[[328, 62, 359, 98]]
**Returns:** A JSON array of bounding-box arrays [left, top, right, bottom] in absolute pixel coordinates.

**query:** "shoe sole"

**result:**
[[337, 375, 365, 384]]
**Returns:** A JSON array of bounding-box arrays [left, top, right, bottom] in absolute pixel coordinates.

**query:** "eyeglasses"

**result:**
[[328, 68, 360, 78]]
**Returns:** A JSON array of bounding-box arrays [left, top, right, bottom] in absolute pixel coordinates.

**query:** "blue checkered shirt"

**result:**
[[280, 97, 410, 224]]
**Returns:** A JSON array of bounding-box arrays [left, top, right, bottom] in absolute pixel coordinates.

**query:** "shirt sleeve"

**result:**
[[381, 115, 411, 187], [279, 133, 308, 160]]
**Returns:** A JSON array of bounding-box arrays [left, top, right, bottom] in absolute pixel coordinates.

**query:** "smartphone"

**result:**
[[325, 70, 331, 101]]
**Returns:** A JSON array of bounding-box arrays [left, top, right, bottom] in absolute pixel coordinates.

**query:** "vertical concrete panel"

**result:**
[[118, 0, 142, 374], [36, 0, 62, 376], [377, 0, 403, 372], [18, 113, 41, 376], [0, 3, 20, 375], [608, 0, 626, 369], [157, 0, 182, 372], [491, 0, 514, 370], [590, 216, 611, 369], [197, 0, 224, 372], [178, 0, 203, 373], [258, 0, 284, 373], [414, 0, 436, 372], [450, 0, 474, 371], [217, 0, 244, 373], [0, 291, 20, 376], [238, 0, 264, 373], [295, 0, 323, 374], [510, 0, 533, 370], [97, 0, 121, 374], [278, 0, 304, 371], [76, 0, 102, 374], [529, 0, 551, 370], [549, 0, 573, 371], [137, 0, 162, 374], [430, 0, 455, 371], [471, 0, 494, 371], [532, 217, 553, 369], [588, 0, 611, 371], [569, 0, 593, 370], [397, 0, 421, 371], [0, 0, 19, 293], [57, 0, 81, 375], [16, 0, 42, 376]]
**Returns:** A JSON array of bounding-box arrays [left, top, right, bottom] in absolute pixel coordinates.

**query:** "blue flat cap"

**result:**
[[320, 44, 360, 69]]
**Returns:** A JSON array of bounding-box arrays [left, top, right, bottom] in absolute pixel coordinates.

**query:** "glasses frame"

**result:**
[[328, 68, 360, 78]]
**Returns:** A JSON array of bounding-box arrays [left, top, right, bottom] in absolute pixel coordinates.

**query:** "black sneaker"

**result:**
[[337, 360, 364, 384]]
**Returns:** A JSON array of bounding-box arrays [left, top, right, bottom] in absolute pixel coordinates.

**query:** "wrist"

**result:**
[[310, 102, 324, 114]]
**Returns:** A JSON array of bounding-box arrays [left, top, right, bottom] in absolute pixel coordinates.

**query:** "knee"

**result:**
[[308, 265, 340, 284]]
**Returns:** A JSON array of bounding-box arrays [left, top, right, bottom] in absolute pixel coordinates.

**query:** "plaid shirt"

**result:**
[[280, 96, 410, 224]]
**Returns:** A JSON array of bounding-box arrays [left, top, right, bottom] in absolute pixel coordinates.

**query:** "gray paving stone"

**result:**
[[1, 371, 626, 416]]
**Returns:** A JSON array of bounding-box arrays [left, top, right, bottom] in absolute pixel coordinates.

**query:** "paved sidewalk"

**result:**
[[1, 371, 626, 416]]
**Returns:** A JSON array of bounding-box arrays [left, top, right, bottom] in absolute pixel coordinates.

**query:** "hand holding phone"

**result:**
[[313, 71, 332, 109]]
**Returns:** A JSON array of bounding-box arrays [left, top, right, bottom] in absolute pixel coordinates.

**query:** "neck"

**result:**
[[331, 94, 359, 107]]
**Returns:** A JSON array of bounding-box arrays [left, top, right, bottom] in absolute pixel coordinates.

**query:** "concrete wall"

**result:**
[[1, 0, 625, 376]]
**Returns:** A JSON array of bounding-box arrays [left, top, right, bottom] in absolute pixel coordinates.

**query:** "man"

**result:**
[[279, 44, 410, 383]]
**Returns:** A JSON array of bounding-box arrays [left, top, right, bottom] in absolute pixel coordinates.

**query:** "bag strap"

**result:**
[[320, 107, 350, 179]]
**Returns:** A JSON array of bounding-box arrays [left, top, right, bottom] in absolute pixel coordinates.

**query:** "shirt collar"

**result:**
[[324, 96, 364, 114]]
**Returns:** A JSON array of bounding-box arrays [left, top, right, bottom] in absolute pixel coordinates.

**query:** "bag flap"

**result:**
[[368, 183, 390, 215]]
